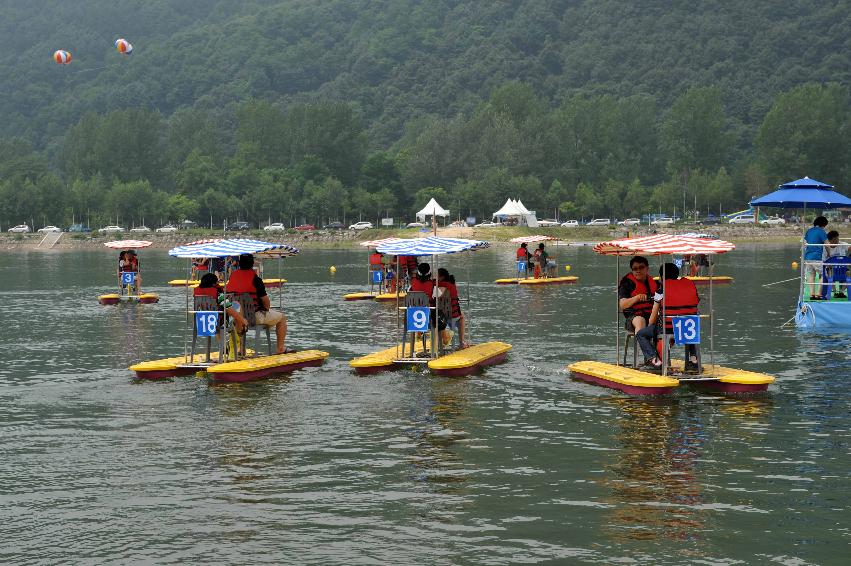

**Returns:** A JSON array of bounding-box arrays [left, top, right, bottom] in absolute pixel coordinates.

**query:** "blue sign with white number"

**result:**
[[674, 259, 684, 269], [372, 270, 384, 283], [406, 306, 430, 332], [672, 315, 701, 344], [195, 311, 219, 337], [517, 261, 527, 272], [121, 272, 136, 285]]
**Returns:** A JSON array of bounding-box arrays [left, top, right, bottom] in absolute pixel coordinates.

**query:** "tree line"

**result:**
[[1, 82, 849, 230]]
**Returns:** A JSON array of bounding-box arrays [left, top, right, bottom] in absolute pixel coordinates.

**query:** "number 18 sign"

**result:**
[[672, 315, 700, 345], [195, 311, 220, 337]]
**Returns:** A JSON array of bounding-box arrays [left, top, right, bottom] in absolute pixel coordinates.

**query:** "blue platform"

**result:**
[[796, 299, 851, 328]]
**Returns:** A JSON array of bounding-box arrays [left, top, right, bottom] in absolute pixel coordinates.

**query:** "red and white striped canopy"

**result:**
[[359, 237, 407, 248], [103, 240, 152, 249], [593, 234, 735, 256], [509, 235, 560, 244]]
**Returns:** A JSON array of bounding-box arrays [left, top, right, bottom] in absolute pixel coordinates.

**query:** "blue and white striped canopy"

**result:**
[[168, 238, 299, 258], [375, 236, 489, 255]]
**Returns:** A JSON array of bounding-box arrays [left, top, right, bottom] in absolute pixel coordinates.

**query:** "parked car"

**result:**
[[100, 225, 125, 233], [294, 224, 316, 231], [263, 222, 286, 232], [180, 220, 198, 229], [68, 223, 92, 233], [587, 218, 612, 226], [650, 217, 676, 226], [8, 224, 31, 233], [324, 221, 345, 230], [698, 215, 721, 225], [227, 221, 251, 231], [560, 220, 579, 227], [129, 226, 150, 233], [449, 220, 468, 227], [156, 225, 178, 233], [474, 221, 499, 228], [729, 214, 755, 224], [406, 222, 426, 228], [760, 216, 786, 225], [618, 218, 641, 226], [537, 219, 560, 227], [37, 225, 62, 233], [349, 221, 373, 230]]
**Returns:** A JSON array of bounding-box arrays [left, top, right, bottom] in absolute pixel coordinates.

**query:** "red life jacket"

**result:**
[[624, 272, 658, 318], [660, 278, 699, 331], [410, 277, 434, 298], [516, 247, 528, 260], [226, 269, 257, 297], [438, 281, 462, 318], [397, 255, 418, 272], [193, 286, 219, 298], [369, 253, 384, 267]]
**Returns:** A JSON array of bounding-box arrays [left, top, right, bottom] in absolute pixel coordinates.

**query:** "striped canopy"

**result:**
[[594, 234, 735, 256], [359, 237, 408, 248], [375, 236, 489, 255], [103, 240, 152, 249], [168, 238, 299, 258], [509, 235, 560, 244]]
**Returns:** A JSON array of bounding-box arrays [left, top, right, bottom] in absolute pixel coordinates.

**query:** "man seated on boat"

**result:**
[[533, 243, 551, 278], [369, 251, 386, 274], [194, 273, 248, 334], [804, 216, 829, 300], [516, 243, 532, 277], [636, 263, 700, 373], [618, 255, 658, 335], [437, 267, 466, 348], [227, 254, 289, 354], [822, 230, 848, 299]]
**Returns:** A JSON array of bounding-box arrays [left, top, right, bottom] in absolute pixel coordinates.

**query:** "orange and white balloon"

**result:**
[[115, 38, 133, 55], [53, 50, 72, 64]]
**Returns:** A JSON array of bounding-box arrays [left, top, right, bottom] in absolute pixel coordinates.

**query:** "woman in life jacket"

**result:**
[[636, 263, 701, 372], [618, 255, 658, 334], [437, 267, 466, 348], [194, 273, 247, 334], [408, 262, 446, 331]]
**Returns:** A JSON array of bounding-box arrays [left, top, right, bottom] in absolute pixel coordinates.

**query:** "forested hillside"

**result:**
[[1, 0, 849, 229]]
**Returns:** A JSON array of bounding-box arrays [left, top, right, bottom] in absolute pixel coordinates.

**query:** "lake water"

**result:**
[[1, 245, 849, 565]]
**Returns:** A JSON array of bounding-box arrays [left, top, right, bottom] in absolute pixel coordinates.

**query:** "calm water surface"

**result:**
[[1, 244, 849, 565]]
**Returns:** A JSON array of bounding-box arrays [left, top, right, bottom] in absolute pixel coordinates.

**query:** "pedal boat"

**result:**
[[344, 237, 410, 302], [573, 233, 774, 395], [498, 235, 575, 285], [169, 278, 286, 287], [350, 233, 510, 376], [99, 240, 159, 304]]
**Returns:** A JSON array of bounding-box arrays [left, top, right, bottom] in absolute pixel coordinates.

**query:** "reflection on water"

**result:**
[[1, 245, 850, 564]]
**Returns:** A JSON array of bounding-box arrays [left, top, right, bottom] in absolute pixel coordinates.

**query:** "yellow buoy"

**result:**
[[565, 265, 571, 272], [330, 266, 337, 273], [792, 261, 798, 270]]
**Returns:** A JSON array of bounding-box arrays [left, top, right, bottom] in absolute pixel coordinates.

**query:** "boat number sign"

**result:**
[[672, 315, 700, 345], [195, 311, 220, 337], [406, 306, 430, 332], [372, 271, 384, 283], [517, 261, 527, 272], [121, 272, 136, 285]]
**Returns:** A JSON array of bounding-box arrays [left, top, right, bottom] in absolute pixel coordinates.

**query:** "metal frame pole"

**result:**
[[615, 255, 620, 365], [709, 258, 715, 373]]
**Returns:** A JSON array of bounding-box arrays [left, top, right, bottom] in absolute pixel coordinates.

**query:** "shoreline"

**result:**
[[1, 225, 804, 251]]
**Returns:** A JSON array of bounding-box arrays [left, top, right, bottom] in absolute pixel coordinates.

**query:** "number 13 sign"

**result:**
[[672, 315, 700, 345]]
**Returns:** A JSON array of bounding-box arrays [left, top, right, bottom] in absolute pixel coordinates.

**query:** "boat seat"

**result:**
[[402, 291, 430, 358], [191, 295, 220, 362], [437, 292, 457, 353], [821, 256, 850, 299], [231, 293, 272, 358]]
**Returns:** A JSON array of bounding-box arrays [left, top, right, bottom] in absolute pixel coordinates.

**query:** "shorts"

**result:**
[[804, 262, 821, 277], [255, 309, 284, 326]]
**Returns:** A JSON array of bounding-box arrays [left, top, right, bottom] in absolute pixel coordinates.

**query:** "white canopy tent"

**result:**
[[416, 198, 450, 220], [492, 198, 538, 227]]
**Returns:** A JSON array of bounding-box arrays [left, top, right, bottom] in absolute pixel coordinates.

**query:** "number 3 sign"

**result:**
[[672, 315, 700, 345]]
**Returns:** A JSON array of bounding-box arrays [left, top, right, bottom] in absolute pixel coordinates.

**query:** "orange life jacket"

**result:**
[[193, 286, 219, 298], [410, 277, 435, 298], [516, 247, 529, 260], [226, 269, 257, 297], [659, 278, 699, 331], [624, 272, 658, 318], [369, 253, 384, 267]]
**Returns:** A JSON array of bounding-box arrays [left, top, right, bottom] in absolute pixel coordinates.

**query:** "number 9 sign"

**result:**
[[195, 311, 219, 337], [672, 315, 700, 345], [406, 306, 430, 332]]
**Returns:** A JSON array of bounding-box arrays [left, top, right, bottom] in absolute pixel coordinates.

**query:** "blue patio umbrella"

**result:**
[[749, 177, 851, 209]]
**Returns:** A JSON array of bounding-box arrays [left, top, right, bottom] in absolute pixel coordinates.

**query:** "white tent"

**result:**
[[416, 198, 450, 220], [492, 198, 538, 227]]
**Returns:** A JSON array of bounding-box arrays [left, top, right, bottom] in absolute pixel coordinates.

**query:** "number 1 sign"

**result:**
[[672, 315, 700, 345]]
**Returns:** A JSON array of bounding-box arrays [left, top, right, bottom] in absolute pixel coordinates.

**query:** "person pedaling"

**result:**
[[194, 273, 246, 334], [226, 254, 289, 354], [622, 270, 659, 321]]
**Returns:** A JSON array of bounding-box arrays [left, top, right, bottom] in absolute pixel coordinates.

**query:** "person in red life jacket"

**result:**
[[226, 254, 289, 354], [516, 242, 532, 277], [437, 267, 466, 348], [409, 262, 435, 298], [191, 257, 209, 280], [394, 255, 418, 286], [636, 263, 701, 372], [618, 255, 659, 334], [123, 250, 141, 293], [194, 273, 247, 333]]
